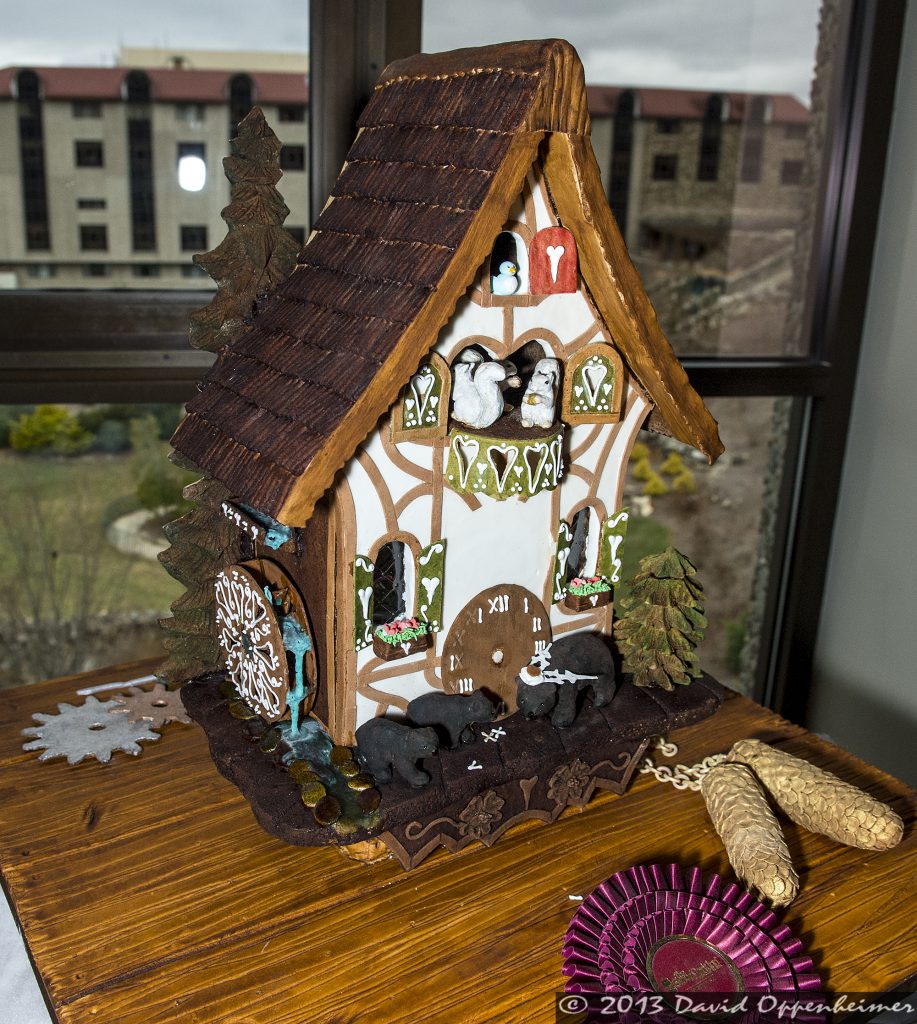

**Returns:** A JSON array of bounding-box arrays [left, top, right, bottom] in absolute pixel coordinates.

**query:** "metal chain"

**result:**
[[639, 737, 727, 791]]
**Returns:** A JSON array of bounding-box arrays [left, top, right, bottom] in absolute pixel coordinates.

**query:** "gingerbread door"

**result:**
[[441, 584, 551, 713]]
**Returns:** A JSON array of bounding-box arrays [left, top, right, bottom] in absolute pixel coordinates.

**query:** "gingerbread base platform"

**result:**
[[182, 674, 724, 870]]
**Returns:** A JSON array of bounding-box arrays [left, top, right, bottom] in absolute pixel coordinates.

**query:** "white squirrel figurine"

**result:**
[[520, 357, 561, 428], [452, 360, 510, 430], [451, 349, 521, 429]]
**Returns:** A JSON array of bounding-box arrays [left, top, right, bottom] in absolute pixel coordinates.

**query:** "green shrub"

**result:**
[[660, 451, 685, 476], [78, 403, 184, 441], [725, 612, 749, 675], [631, 457, 653, 482], [90, 419, 131, 453], [643, 471, 670, 496], [0, 406, 34, 448], [136, 465, 189, 513], [630, 441, 650, 462], [672, 469, 697, 493], [9, 405, 91, 455]]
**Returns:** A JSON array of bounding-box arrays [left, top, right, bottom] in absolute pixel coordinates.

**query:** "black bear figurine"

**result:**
[[516, 633, 617, 729], [354, 718, 439, 788], [406, 690, 497, 748]]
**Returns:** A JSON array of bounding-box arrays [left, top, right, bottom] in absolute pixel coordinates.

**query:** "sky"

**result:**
[[2, 0, 821, 101]]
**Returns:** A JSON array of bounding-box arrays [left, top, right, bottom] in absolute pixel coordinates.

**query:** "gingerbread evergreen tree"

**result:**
[[189, 106, 300, 352], [614, 546, 707, 690], [158, 473, 243, 684]]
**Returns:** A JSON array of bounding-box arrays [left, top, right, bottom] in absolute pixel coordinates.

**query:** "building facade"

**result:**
[[0, 65, 808, 293], [0, 62, 309, 290]]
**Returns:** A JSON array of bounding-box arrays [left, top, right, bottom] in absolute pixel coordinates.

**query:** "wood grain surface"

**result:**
[[1, 659, 914, 1024]]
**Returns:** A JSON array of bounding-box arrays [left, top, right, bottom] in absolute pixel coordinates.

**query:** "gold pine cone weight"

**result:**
[[728, 738, 904, 852], [701, 762, 799, 908]]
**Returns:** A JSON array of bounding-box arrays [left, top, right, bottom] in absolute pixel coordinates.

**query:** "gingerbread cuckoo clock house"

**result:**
[[169, 39, 727, 869]]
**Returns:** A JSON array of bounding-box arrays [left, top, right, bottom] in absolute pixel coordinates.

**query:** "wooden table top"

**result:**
[[0, 659, 914, 1024]]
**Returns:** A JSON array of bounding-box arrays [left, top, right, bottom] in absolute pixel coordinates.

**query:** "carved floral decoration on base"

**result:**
[[458, 791, 505, 840]]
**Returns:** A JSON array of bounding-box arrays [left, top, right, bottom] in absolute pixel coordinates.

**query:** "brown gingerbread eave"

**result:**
[[171, 39, 722, 525]]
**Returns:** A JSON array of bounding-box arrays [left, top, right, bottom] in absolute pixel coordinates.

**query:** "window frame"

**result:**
[[0, 0, 906, 724]]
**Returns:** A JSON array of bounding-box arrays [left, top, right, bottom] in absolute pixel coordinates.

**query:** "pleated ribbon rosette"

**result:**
[[563, 863, 824, 1024]]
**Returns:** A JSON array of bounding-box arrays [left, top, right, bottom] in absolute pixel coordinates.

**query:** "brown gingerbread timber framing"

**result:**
[[171, 39, 722, 527]]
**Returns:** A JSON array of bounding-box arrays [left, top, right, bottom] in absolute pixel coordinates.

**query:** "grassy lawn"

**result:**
[[0, 449, 184, 618]]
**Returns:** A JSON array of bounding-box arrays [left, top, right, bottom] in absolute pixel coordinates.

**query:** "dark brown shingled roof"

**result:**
[[171, 39, 722, 524]]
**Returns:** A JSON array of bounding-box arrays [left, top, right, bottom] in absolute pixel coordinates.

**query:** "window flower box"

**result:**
[[563, 575, 612, 611], [372, 617, 432, 661]]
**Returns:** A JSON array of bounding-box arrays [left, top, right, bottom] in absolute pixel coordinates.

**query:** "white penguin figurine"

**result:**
[[491, 260, 520, 296], [520, 357, 561, 428], [451, 360, 509, 430]]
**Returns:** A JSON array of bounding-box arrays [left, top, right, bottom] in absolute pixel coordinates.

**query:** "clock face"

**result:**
[[441, 584, 552, 713]]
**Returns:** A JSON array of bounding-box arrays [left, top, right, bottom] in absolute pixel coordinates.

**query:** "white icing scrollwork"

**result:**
[[215, 565, 287, 719]]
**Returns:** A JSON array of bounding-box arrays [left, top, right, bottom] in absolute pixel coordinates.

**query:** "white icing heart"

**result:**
[[452, 435, 480, 488], [546, 244, 565, 283], [421, 576, 440, 603], [487, 444, 519, 492], [582, 363, 608, 406]]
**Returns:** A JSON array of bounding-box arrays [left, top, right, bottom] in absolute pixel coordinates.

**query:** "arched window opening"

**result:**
[[609, 90, 636, 239], [123, 71, 151, 103], [748, 95, 768, 125], [489, 231, 527, 295], [16, 69, 41, 102], [450, 340, 560, 435], [566, 508, 591, 584], [373, 541, 409, 627], [229, 74, 254, 137], [501, 338, 553, 411], [698, 94, 724, 182]]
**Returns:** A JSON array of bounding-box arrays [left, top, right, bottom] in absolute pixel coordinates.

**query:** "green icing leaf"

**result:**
[[416, 540, 446, 632], [552, 519, 573, 602], [598, 508, 629, 583], [353, 554, 375, 651]]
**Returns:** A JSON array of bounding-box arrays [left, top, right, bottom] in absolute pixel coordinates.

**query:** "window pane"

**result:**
[[619, 397, 788, 694], [0, 403, 191, 688], [423, 0, 833, 357], [1, 9, 308, 292]]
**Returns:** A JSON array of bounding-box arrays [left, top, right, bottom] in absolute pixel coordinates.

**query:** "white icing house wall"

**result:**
[[337, 164, 651, 735]]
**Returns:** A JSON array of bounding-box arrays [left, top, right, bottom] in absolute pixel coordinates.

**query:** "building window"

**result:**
[[697, 94, 724, 182], [71, 101, 102, 118], [75, 141, 104, 168], [79, 225, 108, 251], [25, 264, 56, 279], [17, 70, 50, 251], [373, 541, 408, 626], [278, 104, 306, 123], [656, 118, 680, 134], [229, 74, 254, 137], [176, 103, 206, 125], [741, 137, 764, 182], [609, 89, 636, 240], [132, 264, 161, 278], [82, 263, 109, 277], [279, 144, 306, 171], [652, 154, 678, 181], [177, 142, 207, 192], [785, 123, 808, 139], [181, 263, 209, 279], [181, 226, 208, 251], [781, 159, 804, 185], [77, 198, 107, 210]]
